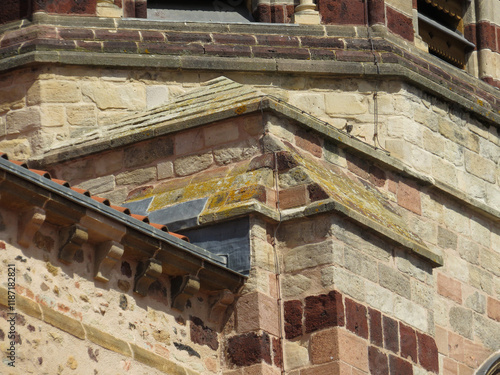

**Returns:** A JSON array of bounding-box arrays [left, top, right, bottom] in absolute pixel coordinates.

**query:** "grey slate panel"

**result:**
[[180, 217, 251, 275], [147, 197, 209, 231], [122, 197, 153, 215]]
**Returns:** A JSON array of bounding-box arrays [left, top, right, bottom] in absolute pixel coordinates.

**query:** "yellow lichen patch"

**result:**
[[235, 105, 247, 115]]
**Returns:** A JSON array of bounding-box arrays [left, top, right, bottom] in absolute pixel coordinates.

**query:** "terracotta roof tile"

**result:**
[[0, 152, 188, 242]]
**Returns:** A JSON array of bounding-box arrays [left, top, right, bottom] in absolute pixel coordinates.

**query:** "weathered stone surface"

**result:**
[[393, 296, 428, 332], [157, 161, 174, 179], [116, 167, 156, 186], [304, 291, 344, 333], [416, 332, 439, 373], [236, 292, 279, 336], [190, 316, 218, 350], [310, 327, 339, 364], [174, 153, 214, 176], [369, 346, 389, 375], [27, 80, 81, 105], [345, 298, 368, 339], [284, 239, 343, 272], [449, 307, 473, 340], [6, 107, 41, 134], [77, 175, 116, 195], [464, 150, 496, 183], [379, 264, 411, 298], [473, 313, 500, 350], [383, 315, 399, 354], [213, 139, 260, 165], [284, 300, 303, 339], [325, 92, 368, 115], [66, 104, 97, 126], [81, 81, 146, 110], [345, 246, 378, 282], [227, 332, 271, 367], [281, 273, 311, 298], [284, 341, 309, 369], [84, 324, 132, 356]]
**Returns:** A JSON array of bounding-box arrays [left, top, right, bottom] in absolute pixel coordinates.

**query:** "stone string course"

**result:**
[[0, 15, 500, 115], [0, 286, 199, 375]]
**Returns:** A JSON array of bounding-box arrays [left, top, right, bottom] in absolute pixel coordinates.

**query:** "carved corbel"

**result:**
[[134, 259, 163, 296], [94, 241, 125, 282], [58, 224, 89, 264], [18, 207, 46, 247], [171, 275, 200, 311], [209, 289, 235, 325]]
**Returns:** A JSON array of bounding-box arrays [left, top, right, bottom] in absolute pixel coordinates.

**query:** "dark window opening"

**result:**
[[417, 0, 474, 69], [147, 0, 254, 23]]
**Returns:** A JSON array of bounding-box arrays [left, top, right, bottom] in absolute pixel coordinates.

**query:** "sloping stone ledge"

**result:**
[[0, 13, 499, 129], [0, 288, 199, 375]]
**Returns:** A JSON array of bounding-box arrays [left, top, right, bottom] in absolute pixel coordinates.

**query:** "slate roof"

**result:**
[[0, 152, 247, 291]]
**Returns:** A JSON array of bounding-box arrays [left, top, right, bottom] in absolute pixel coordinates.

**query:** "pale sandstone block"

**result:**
[[444, 206, 470, 236], [464, 150, 496, 183], [289, 93, 326, 117], [423, 128, 445, 156], [6, 107, 41, 134], [444, 140, 465, 167], [284, 341, 309, 370], [0, 139, 31, 160], [281, 273, 312, 298], [116, 167, 156, 186], [174, 153, 214, 176], [485, 184, 500, 211], [393, 295, 428, 332], [385, 0, 413, 15], [325, 93, 368, 115], [27, 80, 81, 105], [379, 263, 411, 297], [469, 265, 493, 294], [251, 237, 275, 272], [365, 281, 394, 315], [77, 175, 116, 195], [284, 239, 344, 272], [329, 267, 366, 302], [481, 249, 500, 277], [410, 146, 432, 173], [174, 128, 205, 155], [241, 268, 272, 295], [146, 85, 170, 109], [157, 161, 174, 180], [82, 82, 146, 110], [449, 306, 473, 340], [444, 251, 470, 283], [213, 139, 260, 165], [84, 324, 132, 357], [96, 1, 123, 17], [40, 104, 65, 127], [243, 363, 280, 375], [41, 305, 86, 339], [66, 104, 97, 127]]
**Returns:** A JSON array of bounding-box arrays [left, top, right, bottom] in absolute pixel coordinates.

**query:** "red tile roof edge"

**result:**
[[0, 152, 189, 242]]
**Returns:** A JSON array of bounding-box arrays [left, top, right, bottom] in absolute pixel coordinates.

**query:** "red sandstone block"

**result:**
[[448, 331, 464, 363], [383, 316, 399, 354], [369, 166, 386, 187], [94, 29, 141, 41], [397, 179, 421, 215], [386, 6, 414, 42], [369, 346, 389, 375], [140, 31, 165, 42], [204, 44, 252, 58], [400, 323, 417, 363], [255, 35, 299, 47], [417, 332, 439, 373], [139, 43, 204, 55], [437, 273, 462, 304], [443, 357, 458, 375], [346, 153, 371, 180], [462, 339, 492, 369], [336, 50, 376, 62], [102, 41, 137, 54], [190, 316, 218, 350], [389, 355, 413, 375], [344, 38, 373, 50], [59, 28, 94, 40], [212, 34, 256, 45], [310, 328, 339, 364], [318, 0, 365, 25], [300, 37, 344, 49], [284, 300, 303, 339], [300, 361, 346, 375], [487, 297, 500, 322], [339, 329, 369, 372], [458, 364, 474, 375], [296, 129, 322, 158], [279, 185, 308, 209], [477, 22, 496, 51], [369, 307, 383, 347], [272, 337, 282, 368], [165, 32, 211, 43], [310, 49, 336, 60], [368, 0, 385, 25], [305, 291, 344, 333], [1, 28, 37, 48], [345, 298, 369, 339], [76, 41, 102, 52], [227, 332, 272, 367], [252, 46, 311, 60], [307, 183, 329, 202]]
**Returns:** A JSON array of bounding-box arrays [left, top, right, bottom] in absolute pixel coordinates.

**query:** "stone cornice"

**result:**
[[0, 14, 499, 129]]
